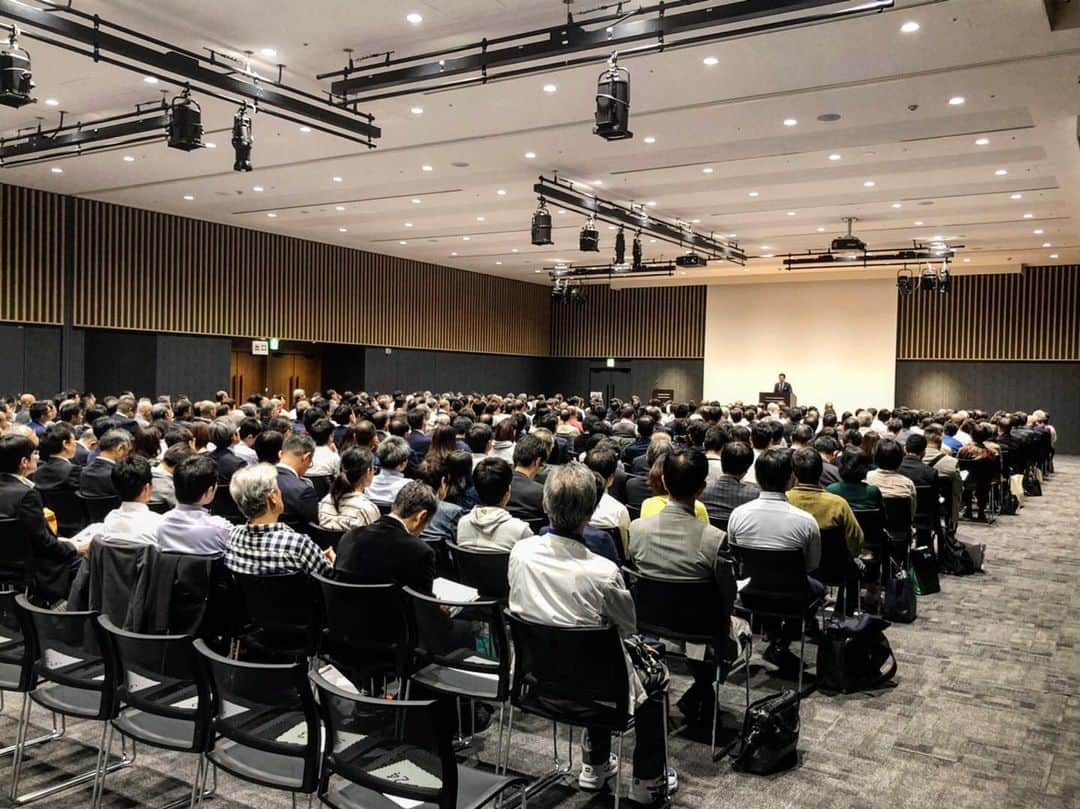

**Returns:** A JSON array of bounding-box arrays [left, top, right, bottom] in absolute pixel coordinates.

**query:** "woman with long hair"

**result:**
[[319, 447, 379, 530], [425, 425, 459, 461]]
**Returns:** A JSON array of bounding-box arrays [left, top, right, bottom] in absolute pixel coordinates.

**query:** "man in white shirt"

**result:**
[[584, 447, 631, 554], [232, 418, 261, 466], [73, 456, 164, 546], [157, 454, 232, 555], [742, 421, 775, 488], [307, 418, 341, 478]]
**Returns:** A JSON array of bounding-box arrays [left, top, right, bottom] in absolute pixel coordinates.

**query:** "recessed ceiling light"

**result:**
[[557, 209, 567, 215], [787, 211, 797, 216], [476, 216, 485, 222], [332, 176, 343, 183], [828, 153, 842, 161], [143, 75, 158, 84], [703, 56, 719, 66], [524, 152, 536, 159], [1033, 229, 1045, 235], [863, 180, 876, 187], [762, 253, 775, 258], [411, 198, 422, 204], [816, 226, 826, 232], [783, 118, 798, 127], [462, 236, 470, 241], [1023, 213, 1033, 219], [590, 179, 604, 186], [182, 194, 195, 201], [892, 202, 903, 208], [995, 169, 1008, 176], [963, 257, 971, 263], [260, 48, 277, 58], [399, 240, 408, 245], [607, 225, 616, 231], [542, 83, 557, 94], [646, 201, 657, 207], [948, 96, 965, 106], [496, 189, 507, 196], [338, 227, 348, 233], [975, 137, 990, 146], [748, 191, 759, 197], [50, 167, 63, 174], [204, 142, 216, 149], [650, 238, 658, 243], [691, 218, 701, 224], [511, 248, 519, 252], [1042, 242, 1051, 247], [404, 222, 413, 228], [914, 220, 924, 226], [1049, 253, 1059, 259], [122, 155, 135, 162], [495, 261, 502, 265], [410, 106, 424, 115], [335, 205, 345, 211], [643, 136, 656, 144], [252, 185, 264, 192], [726, 233, 737, 238], [702, 167, 714, 174], [760, 245, 770, 250], [900, 21, 920, 33], [267, 212, 277, 218], [44, 98, 58, 106], [421, 164, 433, 172], [299, 125, 311, 133], [1010, 193, 1023, 200], [406, 12, 423, 24]]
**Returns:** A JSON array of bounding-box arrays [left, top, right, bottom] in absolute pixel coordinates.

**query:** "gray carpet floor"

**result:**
[[0, 457, 1076, 809]]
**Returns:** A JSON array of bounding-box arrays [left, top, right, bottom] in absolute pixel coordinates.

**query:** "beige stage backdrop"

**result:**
[[703, 278, 898, 414]]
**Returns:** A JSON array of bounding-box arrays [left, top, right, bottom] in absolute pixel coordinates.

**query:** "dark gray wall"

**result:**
[[322, 344, 367, 394], [363, 348, 551, 395], [0, 324, 63, 397], [83, 330, 157, 398], [895, 361, 1079, 452], [156, 334, 232, 400], [543, 358, 704, 402]]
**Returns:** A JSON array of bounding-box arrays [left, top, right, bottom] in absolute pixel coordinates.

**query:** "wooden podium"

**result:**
[[759, 391, 797, 407]]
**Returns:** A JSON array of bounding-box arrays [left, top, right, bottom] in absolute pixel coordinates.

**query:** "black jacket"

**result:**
[[624, 475, 652, 514], [31, 458, 82, 491], [79, 457, 118, 498], [898, 455, 939, 491], [335, 515, 435, 594], [0, 475, 79, 602], [210, 446, 246, 486], [506, 471, 544, 523], [276, 465, 319, 527]]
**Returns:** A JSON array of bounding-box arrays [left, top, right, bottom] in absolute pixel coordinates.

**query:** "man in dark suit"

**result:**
[[620, 416, 654, 466], [208, 420, 246, 486], [773, 373, 793, 395], [78, 428, 133, 497], [406, 407, 431, 462], [335, 481, 436, 593], [275, 433, 319, 527], [0, 434, 88, 603], [31, 424, 83, 491], [506, 434, 546, 525], [897, 434, 939, 543]]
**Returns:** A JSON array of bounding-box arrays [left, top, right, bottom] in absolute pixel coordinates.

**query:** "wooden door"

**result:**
[[267, 354, 295, 400], [231, 350, 267, 403], [291, 353, 322, 396]]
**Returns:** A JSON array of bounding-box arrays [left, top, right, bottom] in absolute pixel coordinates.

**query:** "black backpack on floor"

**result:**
[[730, 690, 800, 775], [816, 614, 897, 694], [884, 560, 917, 623], [908, 545, 941, 595]]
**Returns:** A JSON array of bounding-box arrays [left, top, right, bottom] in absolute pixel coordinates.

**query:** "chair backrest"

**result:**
[[623, 568, 722, 643], [209, 486, 244, 523], [232, 571, 321, 658], [957, 456, 1001, 485], [147, 499, 172, 515], [814, 525, 853, 585], [913, 485, 938, 518], [709, 514, 729, 532], [313, 574, 409, 682], [38, 487, 87, 536], [76, 491, 121, 523], [525, 516, 548, 536], [310, 669, 457, 809], [305, 475, 331, 500], [376, 502, 393, 516], [852, 509, 885, 554], [731, 546, 810, 614], [882, 497, 912, 534], [16, 593, 116, 720], [505, 611, 629, 729], [604, 527, 626, 563], [402, 587, 510, 701], [98, 616, 212, 753], [305, 522, 344, 551], [0, 517, 34, 590], [0, 590, 34, 692], [193, 638, 320, 792], [447, 541, 510, 600]]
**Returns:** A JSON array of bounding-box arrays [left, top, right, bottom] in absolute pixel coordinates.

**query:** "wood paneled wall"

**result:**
[[71, 198, 549, 356], [550, 284, 706, 358], [0, 184, 65, 326], [897, 265, 1080, 361]]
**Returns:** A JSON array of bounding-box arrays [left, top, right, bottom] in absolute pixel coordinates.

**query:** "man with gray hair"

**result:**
[[225, 463, 333, 577], [79, 428, 132, 498], [276, 433, 318, 526], [366, 436, 411, 506], [508, 462, 676, 805]]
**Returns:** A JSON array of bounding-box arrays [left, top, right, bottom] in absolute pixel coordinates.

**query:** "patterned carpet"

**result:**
[[0, 457, 1075, 809]]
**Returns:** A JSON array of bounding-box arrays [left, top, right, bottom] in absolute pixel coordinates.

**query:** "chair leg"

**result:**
[[613, 731, 623, 809], [502, 705, 514, 774], [710, 672, 720, 758], [9, 692, 32, 801], [796, 617, 806, 697], [495, 702, 506, 775]]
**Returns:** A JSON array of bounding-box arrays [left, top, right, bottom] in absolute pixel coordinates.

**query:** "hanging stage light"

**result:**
[[938, 261, 951, 294], [593, 52, 632, 141], [167, 87, 203, 151], [232, 102, 254, 172], [531, 197, 553, 245], [896, 267, 914, 296], [613, 225, 626, 265], [0, 25, 34, 108], [579, 216, 599, 252], [919, 263, 938, 292], [632, 229, 643, 270]]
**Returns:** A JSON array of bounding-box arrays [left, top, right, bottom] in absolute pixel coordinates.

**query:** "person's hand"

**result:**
[[76, 540, 92, 556], [323, 546, 336, 563]]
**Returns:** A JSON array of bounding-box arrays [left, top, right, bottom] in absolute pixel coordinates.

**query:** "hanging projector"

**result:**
[[167, 88, 203, 151], [593, 52, 632, 141], [531, 197, 553, 245], [831, 217, 867, 257], [579, 217, 599, 252], [0, 26, 34, 108], [676, 252, 707, 268]]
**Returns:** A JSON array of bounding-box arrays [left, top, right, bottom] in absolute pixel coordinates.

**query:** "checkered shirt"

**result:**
[[225, 521, 332, 577]]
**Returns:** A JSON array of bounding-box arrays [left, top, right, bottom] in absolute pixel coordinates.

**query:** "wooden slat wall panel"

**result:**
[[896, 266, 1080, 361], [0, 184, 64, 325], [550, 284, 706, 358], [70, 197, 550, 356]]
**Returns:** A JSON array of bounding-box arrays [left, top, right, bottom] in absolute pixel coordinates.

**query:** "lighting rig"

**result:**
[[321, 0, 892, 107], [546, 258, 688, 281], [534, 174, 745, 267], [551, 276, 588, 304], [778, 218, 960, 270], [0, 0, 380, 169]]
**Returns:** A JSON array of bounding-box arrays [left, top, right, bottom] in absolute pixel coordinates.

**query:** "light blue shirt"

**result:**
[[727, 491, 821, 572], [366, 468, 407, 506], [156, 503, 231, 556]]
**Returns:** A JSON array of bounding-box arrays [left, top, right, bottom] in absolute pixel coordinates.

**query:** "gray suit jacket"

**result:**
[[628, 501, 726, 584]]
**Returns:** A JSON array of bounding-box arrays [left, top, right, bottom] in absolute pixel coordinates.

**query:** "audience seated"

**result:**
[[457, 457, 533, 551], [79, 428, 133, 497], [275, 433, 319, 526], [416, 457, 464, 545], [74, 456, 163, 545], [466, 422, 494, 469], [826, 447, 886, 513], [367, 435, 411, 505], [867, 438, 917, 517], [700, 441, 759, 525], [786, 448, 863, 557], [922, 424, 962, 531], [318, 447, 379, 530], [506, 434, 546, 524], [152, 443, 193, 507], [585, 446, 631, 551], [307, 418, 340, 478], [157, 454, 232, 555], [208, 419, 246, 486], [31, 423, 82, 490]]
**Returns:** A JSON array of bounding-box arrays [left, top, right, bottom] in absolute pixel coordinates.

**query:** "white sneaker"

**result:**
[[628, 768, 678, 805], [578, 753, 618, 790]]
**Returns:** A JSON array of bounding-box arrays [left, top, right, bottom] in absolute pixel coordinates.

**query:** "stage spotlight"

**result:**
[[531, 197, 553, 245], [938, 262, 951, 293], [614, 225, 626, 265], [593, 52, 632, 141], [569, 282, 588, 305], [579, 217, 599, 252], [896, 268, 914, 296], [232, 102, 254, 172], [0, 26, 35, 108], [167, 88, 203, 151], [632, 229, 643, 270], [919, 263, 938, 292]]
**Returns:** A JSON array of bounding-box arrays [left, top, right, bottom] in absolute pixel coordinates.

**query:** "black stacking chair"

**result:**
[[75, 492, 120, 524], [912, 485, 939, 547], [403, 587, 511, 762], [623, 567, 750, 756], [313, 575, 409, 695], [232, 571, 321, 661], [305, 522, 344, 551], [97, 617, 215, 808], [12, 595, 131, 807], [505, 612, 642, 809], [0, 591, 61, 761], [309, 668, 528, 809], [376, 502, 393, 516], [708, 514, 729, 532], [0, 517, 33, 593], [731, 547, 823, 695], [525, 516, 548, 536], [38, 487, 87, 537], [882, 497, 913, 565], [193, 639, 321, 805], [147, 499, 172, 515], [958, 457, 1002, 524], [209, 487, 244, 524], [447, 542, 510, 601], [305, 475, 332, 500], [812, 526, 859, 618]]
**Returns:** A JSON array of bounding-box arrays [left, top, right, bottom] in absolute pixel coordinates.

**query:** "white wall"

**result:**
[[703, 278, 897, 414]]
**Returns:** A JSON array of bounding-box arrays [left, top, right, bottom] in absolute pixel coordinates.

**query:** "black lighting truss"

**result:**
[[0, 0, 380, 146], [548, 259, 682, 281], [535, 174, 745, 265], [323, 0, 892, 104], [780, 243, 960, 270], [0, 102, 168, 167]]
